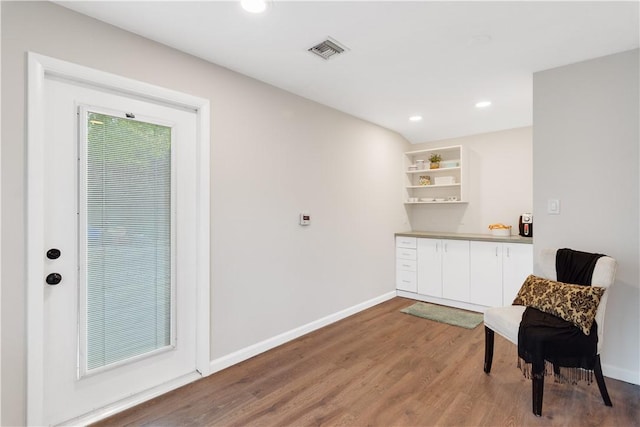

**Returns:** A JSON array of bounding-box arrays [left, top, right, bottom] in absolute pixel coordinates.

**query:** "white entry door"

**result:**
[[29, 56, 209, 426]]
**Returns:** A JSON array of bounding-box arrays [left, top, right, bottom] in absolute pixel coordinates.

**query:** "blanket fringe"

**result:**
[[517, 357, 594, 385]]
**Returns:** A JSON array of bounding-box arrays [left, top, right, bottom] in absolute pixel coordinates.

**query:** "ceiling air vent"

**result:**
[[308, 38, 348, 60]]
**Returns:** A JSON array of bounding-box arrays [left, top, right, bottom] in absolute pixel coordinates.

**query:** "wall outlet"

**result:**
[[547, 199, 560, 215]]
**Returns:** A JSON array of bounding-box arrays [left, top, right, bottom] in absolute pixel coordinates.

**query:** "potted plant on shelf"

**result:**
[[429, 154, 442, 169]]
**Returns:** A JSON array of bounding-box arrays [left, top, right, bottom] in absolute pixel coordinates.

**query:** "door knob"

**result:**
[[46, 248, 61, 260], [46, 273, 62, 285]]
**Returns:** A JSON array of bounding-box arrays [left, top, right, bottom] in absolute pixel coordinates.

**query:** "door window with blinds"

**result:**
[[78, 107, 176, 377]]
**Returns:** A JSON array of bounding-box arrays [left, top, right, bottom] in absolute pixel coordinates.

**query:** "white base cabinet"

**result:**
[[416, 238, 442, 296], [396, 237, 417, 292], [417, 238, 470, 302], [469, 241, 503, 307], [502, 243, 534, 305], [398, 235, 532, 312], [468, 241, 533, 307], [442, 240, 470, 302]]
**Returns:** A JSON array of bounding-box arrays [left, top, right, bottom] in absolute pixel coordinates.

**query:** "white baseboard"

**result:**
[[396, 290, 487, 313], [602, 363, 640, 385], [60, 371, 201, 426], [61, 289, 638, 426], [209, 291, 396, 374], [397, 290, 640, 386], [62, 292, 396, 425]]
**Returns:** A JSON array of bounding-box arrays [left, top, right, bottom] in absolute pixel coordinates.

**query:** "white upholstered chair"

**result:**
[[483, 248, 617, 416]]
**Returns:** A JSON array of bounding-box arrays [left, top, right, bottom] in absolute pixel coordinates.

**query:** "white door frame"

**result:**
[[26, 52, 210, 426], [0, 5, 3, 424]]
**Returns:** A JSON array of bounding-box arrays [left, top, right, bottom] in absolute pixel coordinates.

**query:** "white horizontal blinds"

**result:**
[[86, 111, 172, 371]]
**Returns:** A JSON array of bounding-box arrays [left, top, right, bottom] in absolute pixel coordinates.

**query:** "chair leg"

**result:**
[[532, 376, 544, 416], [484, 326, 494, 374], [594, 355, 613, 407]]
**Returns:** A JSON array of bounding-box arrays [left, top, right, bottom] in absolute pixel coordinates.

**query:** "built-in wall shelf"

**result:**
[[405, 166, 460, 174], [406, 183, 461, 189], [403, 145, 468, 204], [404, 200, 467, 205]]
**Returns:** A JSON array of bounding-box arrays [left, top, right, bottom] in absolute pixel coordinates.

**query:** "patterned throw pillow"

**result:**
[[513, 274, 605, 335]]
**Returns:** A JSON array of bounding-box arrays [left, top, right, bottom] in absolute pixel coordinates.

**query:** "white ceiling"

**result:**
[[56, 1, 639, 144]]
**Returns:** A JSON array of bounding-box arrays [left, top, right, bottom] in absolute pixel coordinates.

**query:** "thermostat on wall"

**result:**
[[300, 213, 311, 226]]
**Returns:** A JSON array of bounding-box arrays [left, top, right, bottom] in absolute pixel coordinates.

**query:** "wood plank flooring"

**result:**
[[94, 297, 640, 426]]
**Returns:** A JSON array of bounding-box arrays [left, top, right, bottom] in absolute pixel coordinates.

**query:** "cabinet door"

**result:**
[[469, 241, 503, 307], [442, 239, 470, 302], [417, 238, 442, 297], [502, 243, 533, 305]]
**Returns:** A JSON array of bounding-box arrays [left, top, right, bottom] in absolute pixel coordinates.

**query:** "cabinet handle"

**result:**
[[444, 243, 448, 252], [506, 247, 510, 258], [495, 247, 498, 257], [435, 243, 439, 253]]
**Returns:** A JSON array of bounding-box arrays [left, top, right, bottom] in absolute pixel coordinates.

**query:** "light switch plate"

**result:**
[[547, 199, 560, 215], [299, 213, 311, 225]]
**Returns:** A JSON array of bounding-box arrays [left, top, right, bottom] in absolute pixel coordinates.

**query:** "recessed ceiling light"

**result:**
[[241, 0, 267, 13], [475, 101, 492, 108], [409, 115, 423, 122]]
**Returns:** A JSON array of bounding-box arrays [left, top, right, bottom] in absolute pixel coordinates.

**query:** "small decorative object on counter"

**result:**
[[418, 175, 431, 186], [408, 164, 418, 171], [416, 159, 426, 170], [429, 153, 442, 169], [489, 223, 512, 236]]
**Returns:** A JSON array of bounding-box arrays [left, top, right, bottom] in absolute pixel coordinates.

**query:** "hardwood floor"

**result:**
[[95, 297, 640, 426]]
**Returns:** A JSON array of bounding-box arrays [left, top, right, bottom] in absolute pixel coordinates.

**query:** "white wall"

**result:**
[[1, 2, 410, 424], [408, 127, 533, 234], [533, 49, 639, 384]]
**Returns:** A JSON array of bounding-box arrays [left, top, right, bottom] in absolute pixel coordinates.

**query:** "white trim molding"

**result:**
[[210, 292, 396, 374], [601, 362, 640, 386], [26, 52, 211, 426], [0, 4, 3, 422], [59, 372, 201, 427], [396, 290, 489, 314]]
